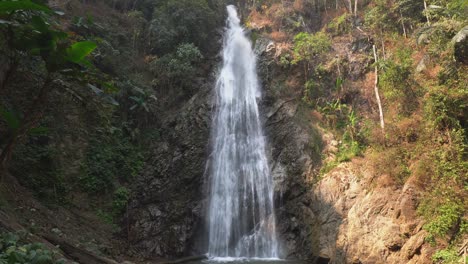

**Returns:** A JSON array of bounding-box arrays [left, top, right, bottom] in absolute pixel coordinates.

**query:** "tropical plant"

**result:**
[[0, 0, 98, 167]]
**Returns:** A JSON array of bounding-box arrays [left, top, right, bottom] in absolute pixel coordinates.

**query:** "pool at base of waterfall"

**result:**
[[185, 257, 330, 264]]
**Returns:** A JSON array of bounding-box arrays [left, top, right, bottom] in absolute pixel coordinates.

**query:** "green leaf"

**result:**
[[28, 126, 49, 135], [65, 41, 97, 64], [0, 106, 20, 130], [30, 15, 48, 32], [35, 254, 53, 264], [0, 0, 51, 13]]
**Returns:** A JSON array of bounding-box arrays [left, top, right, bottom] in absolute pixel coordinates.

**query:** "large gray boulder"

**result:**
[[452, 26, 468, 64]]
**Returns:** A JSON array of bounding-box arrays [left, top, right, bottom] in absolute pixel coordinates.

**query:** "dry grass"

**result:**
[[321, 7, 348, 28], [426, 64, 442, 79], [293, 0, 306, 12], [269, 31, 289, 42], [248, 9, 273, 30], [249, 3, 297, 32]]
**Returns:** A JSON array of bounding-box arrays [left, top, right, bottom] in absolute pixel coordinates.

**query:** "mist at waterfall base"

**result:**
[[205, 5, 279, 261]]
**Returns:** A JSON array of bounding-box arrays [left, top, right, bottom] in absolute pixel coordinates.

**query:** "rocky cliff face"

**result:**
[[311, 162, 432, 263], [127, 79, 215, 258], [126, 30, 432, 264]]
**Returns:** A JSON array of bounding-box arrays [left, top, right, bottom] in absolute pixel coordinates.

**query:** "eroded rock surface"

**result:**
[[127, 83, 214, 258]]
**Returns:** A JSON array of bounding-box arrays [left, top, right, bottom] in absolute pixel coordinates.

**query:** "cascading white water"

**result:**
[[207, 5, 279, 259]]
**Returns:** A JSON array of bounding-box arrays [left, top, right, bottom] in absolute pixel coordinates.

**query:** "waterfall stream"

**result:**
[[207, 5, 279, 259]]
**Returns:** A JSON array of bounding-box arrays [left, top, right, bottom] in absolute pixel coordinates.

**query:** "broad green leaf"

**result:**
[[30, 15, 49, 32], [65, 41, 97, 64], [0, 0, 51, 13], [79, 58, 94, 68]]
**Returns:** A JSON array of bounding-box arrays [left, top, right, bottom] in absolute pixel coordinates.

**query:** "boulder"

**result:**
[[452, 26, 468, 64], [351, 36, 372, 53]]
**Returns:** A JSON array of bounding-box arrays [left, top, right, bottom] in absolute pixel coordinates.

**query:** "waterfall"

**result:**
[[207, 5, 279, 259]]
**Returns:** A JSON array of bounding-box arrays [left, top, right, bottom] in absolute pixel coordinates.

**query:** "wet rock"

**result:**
[[254, 37, 275, 56]]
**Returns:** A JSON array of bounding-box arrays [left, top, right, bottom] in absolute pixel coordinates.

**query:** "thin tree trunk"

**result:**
[[354, 0, 358, 16], [303, 62, 308, 80], [0, 59, 17, 93], [382, 40, 386, 59], [0, 75, 53, 168], [424, 0, 430, 26], [373, 45, 385, 134], [400, 11, 407, 38]]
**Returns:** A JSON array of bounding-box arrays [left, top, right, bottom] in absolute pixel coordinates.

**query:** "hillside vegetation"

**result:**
[[0, 0, 466, 263], [0, 0, 223, 262], [245, 0, 466, 262]]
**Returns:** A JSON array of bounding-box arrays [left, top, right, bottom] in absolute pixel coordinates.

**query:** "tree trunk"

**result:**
[[0, 75, 53, 168], [346, 0, 352, 13], [354, 0, 358, 16], [372, 45, 385, 134]]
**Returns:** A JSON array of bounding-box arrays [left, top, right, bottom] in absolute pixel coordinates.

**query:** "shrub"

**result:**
[[336, 139, 361, 162], [327, 13, 351, 36], [424, 85, 467, 132], [10, 138, 68, 204], [379, 46, 418, 115], [0, 233, 64, 264], [432, 248, 460, 263], [151, 43, 203, 90], [292, 31, 332, 65], [318, 102, 363, 175], [370, 147, 411, 184], [112, 187, 130, 215], [423, 200, 464, 243], [364, 0, 399, 34], [418, 185, 466, 245], [417, 135, 467, 244]]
